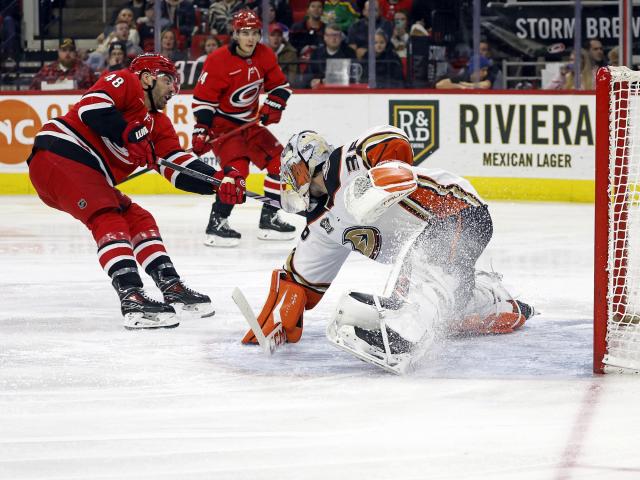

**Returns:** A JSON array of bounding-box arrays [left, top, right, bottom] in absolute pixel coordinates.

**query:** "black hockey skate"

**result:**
[[113, 278, 179, 330], [205, 210, 241, 247], [257, 206, 296, 241], [152, 270, 215, 318]]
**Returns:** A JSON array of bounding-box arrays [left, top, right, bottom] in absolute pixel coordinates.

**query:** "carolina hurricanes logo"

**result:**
[[342, 227, 382, 259], [230, 78, 264, 108]]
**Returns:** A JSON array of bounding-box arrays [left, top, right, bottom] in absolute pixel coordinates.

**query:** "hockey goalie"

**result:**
[[240, 125, 535, 374]]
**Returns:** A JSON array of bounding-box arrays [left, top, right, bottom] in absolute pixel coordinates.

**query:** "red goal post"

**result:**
[[595, 66, 640, 374]]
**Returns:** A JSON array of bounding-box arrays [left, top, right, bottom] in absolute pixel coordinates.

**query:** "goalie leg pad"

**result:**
[[241, 269, 306, 344], [328, 290, 434, 374], [457, 271, 536, 335]]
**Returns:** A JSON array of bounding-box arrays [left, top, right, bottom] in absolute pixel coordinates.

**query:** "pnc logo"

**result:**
[[0, 100, 42, 164]]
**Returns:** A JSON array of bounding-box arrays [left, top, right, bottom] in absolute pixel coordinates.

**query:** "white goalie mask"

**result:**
[[280, 130, 334, 213]]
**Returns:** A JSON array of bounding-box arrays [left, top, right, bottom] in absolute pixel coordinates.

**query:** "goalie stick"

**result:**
[[231, 287, 287, 355]]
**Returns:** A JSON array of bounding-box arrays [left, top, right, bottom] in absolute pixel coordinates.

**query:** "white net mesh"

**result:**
[[605, 67, 640, 373]]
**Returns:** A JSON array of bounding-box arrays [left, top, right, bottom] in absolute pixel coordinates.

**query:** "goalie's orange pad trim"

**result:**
[[458, 312, 527, 335], [241, 269, 307, 344], [369, 162, 417, 193], [363, 135, 414, 168]]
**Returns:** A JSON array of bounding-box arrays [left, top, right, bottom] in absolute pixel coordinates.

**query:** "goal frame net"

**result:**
[[595, 65, 640, 374]]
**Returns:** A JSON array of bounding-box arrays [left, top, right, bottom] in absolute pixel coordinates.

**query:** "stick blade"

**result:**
[[232, 287, 286, 356]]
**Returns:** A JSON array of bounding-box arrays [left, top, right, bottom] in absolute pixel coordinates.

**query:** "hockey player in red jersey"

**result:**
[[240, 126, 536, 373], [27, 53, 247, 330], [191, 8, 296, 247]]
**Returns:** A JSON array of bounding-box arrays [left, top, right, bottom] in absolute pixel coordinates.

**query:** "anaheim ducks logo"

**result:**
[[230, 78, 264, 108], [342, 226, 381, 259]]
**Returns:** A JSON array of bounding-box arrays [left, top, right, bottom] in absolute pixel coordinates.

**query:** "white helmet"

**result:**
[[280, 130, 333, 213]]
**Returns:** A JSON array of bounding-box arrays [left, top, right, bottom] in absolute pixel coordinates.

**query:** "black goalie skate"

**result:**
[[257, 207, 296, 241]]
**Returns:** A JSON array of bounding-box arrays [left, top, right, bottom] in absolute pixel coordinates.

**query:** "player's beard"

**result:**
[[152, 90, 168, 111]]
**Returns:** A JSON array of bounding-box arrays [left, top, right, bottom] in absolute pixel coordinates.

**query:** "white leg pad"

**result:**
[[327, 291, 435, 374]]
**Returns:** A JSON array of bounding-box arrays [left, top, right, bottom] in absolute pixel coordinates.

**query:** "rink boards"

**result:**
[[0, 90, 595, 202]]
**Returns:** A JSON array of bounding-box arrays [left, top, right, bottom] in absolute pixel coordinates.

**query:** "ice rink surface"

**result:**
[[2, 195, 640, 480]]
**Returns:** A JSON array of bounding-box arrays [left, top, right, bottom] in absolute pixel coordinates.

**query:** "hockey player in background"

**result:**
[[191, 8, 296, 247], [241, 125, 535, 373], [27, 53, 247, 330]]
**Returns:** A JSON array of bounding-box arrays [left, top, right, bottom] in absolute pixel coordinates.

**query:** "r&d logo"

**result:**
[[388, 100, 439, 165], [0, 99, 42, 164]]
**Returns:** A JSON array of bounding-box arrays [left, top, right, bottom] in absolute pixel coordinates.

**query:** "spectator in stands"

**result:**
[[268, 23, 298, 85], [410, 0, 460, 43], [160, 29, 188, 62], [307, 22, 356, 88], [105, 41, 128, 72], [368, 29, 403, 88], [89, 20, 143, 71], [272, 0, 293, 27], [390, 10, 409, 58], [166, 0, 196, 40], [30, 38, 96, 90], [564, 48, 593, 90], [100, 8, 140, 47], [248, 0, 293, 28], [409, 0, 437, 32], [378, 0, 412, 22], [196, 35, 221, 62], [347, 0, 393, 60], [587, 39, 607, 68], [1, 0, 21, 60], [587, 38, 607, 84], [290, 0, 325, 52], [435, 54, 492, 90], [122, 0, 146, 19], [257, 1, 290, 39], [322, 0, 360, 33], [608, 46, 619, 67], [138, 2, 172, 50], [478, 39, 503, 89], [208, 0, 247, 35]]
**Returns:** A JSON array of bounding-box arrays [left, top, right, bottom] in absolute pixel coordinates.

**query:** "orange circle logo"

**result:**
[[0, 99, 42, 164]]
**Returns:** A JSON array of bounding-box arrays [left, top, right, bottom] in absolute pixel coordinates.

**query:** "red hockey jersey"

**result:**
[[32, 68, 196, 186], [192, 43, 292, 128]]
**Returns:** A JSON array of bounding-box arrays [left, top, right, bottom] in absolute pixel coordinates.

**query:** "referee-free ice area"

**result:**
[[2, 195, 639, 480]]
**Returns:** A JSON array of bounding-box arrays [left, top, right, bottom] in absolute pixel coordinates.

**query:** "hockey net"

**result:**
[[595, 66, 640, 373]]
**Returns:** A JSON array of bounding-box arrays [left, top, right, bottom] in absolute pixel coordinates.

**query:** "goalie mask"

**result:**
[[280, 130, 334, 213]]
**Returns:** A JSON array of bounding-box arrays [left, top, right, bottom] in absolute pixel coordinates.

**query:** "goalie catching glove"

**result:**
[[344, 160, 417, 224], [241, 269, 322, 345]]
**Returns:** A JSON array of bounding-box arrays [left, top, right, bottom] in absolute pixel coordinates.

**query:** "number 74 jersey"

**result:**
[[283, 125, 486, 297]]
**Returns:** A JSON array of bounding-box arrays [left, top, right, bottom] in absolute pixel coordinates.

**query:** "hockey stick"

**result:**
[[232, 287, 287, 355], [157, 158, 283, 210], [118, 167, 152, 185], [119, 121, 258, 185], [210, 119, 259, 145]]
